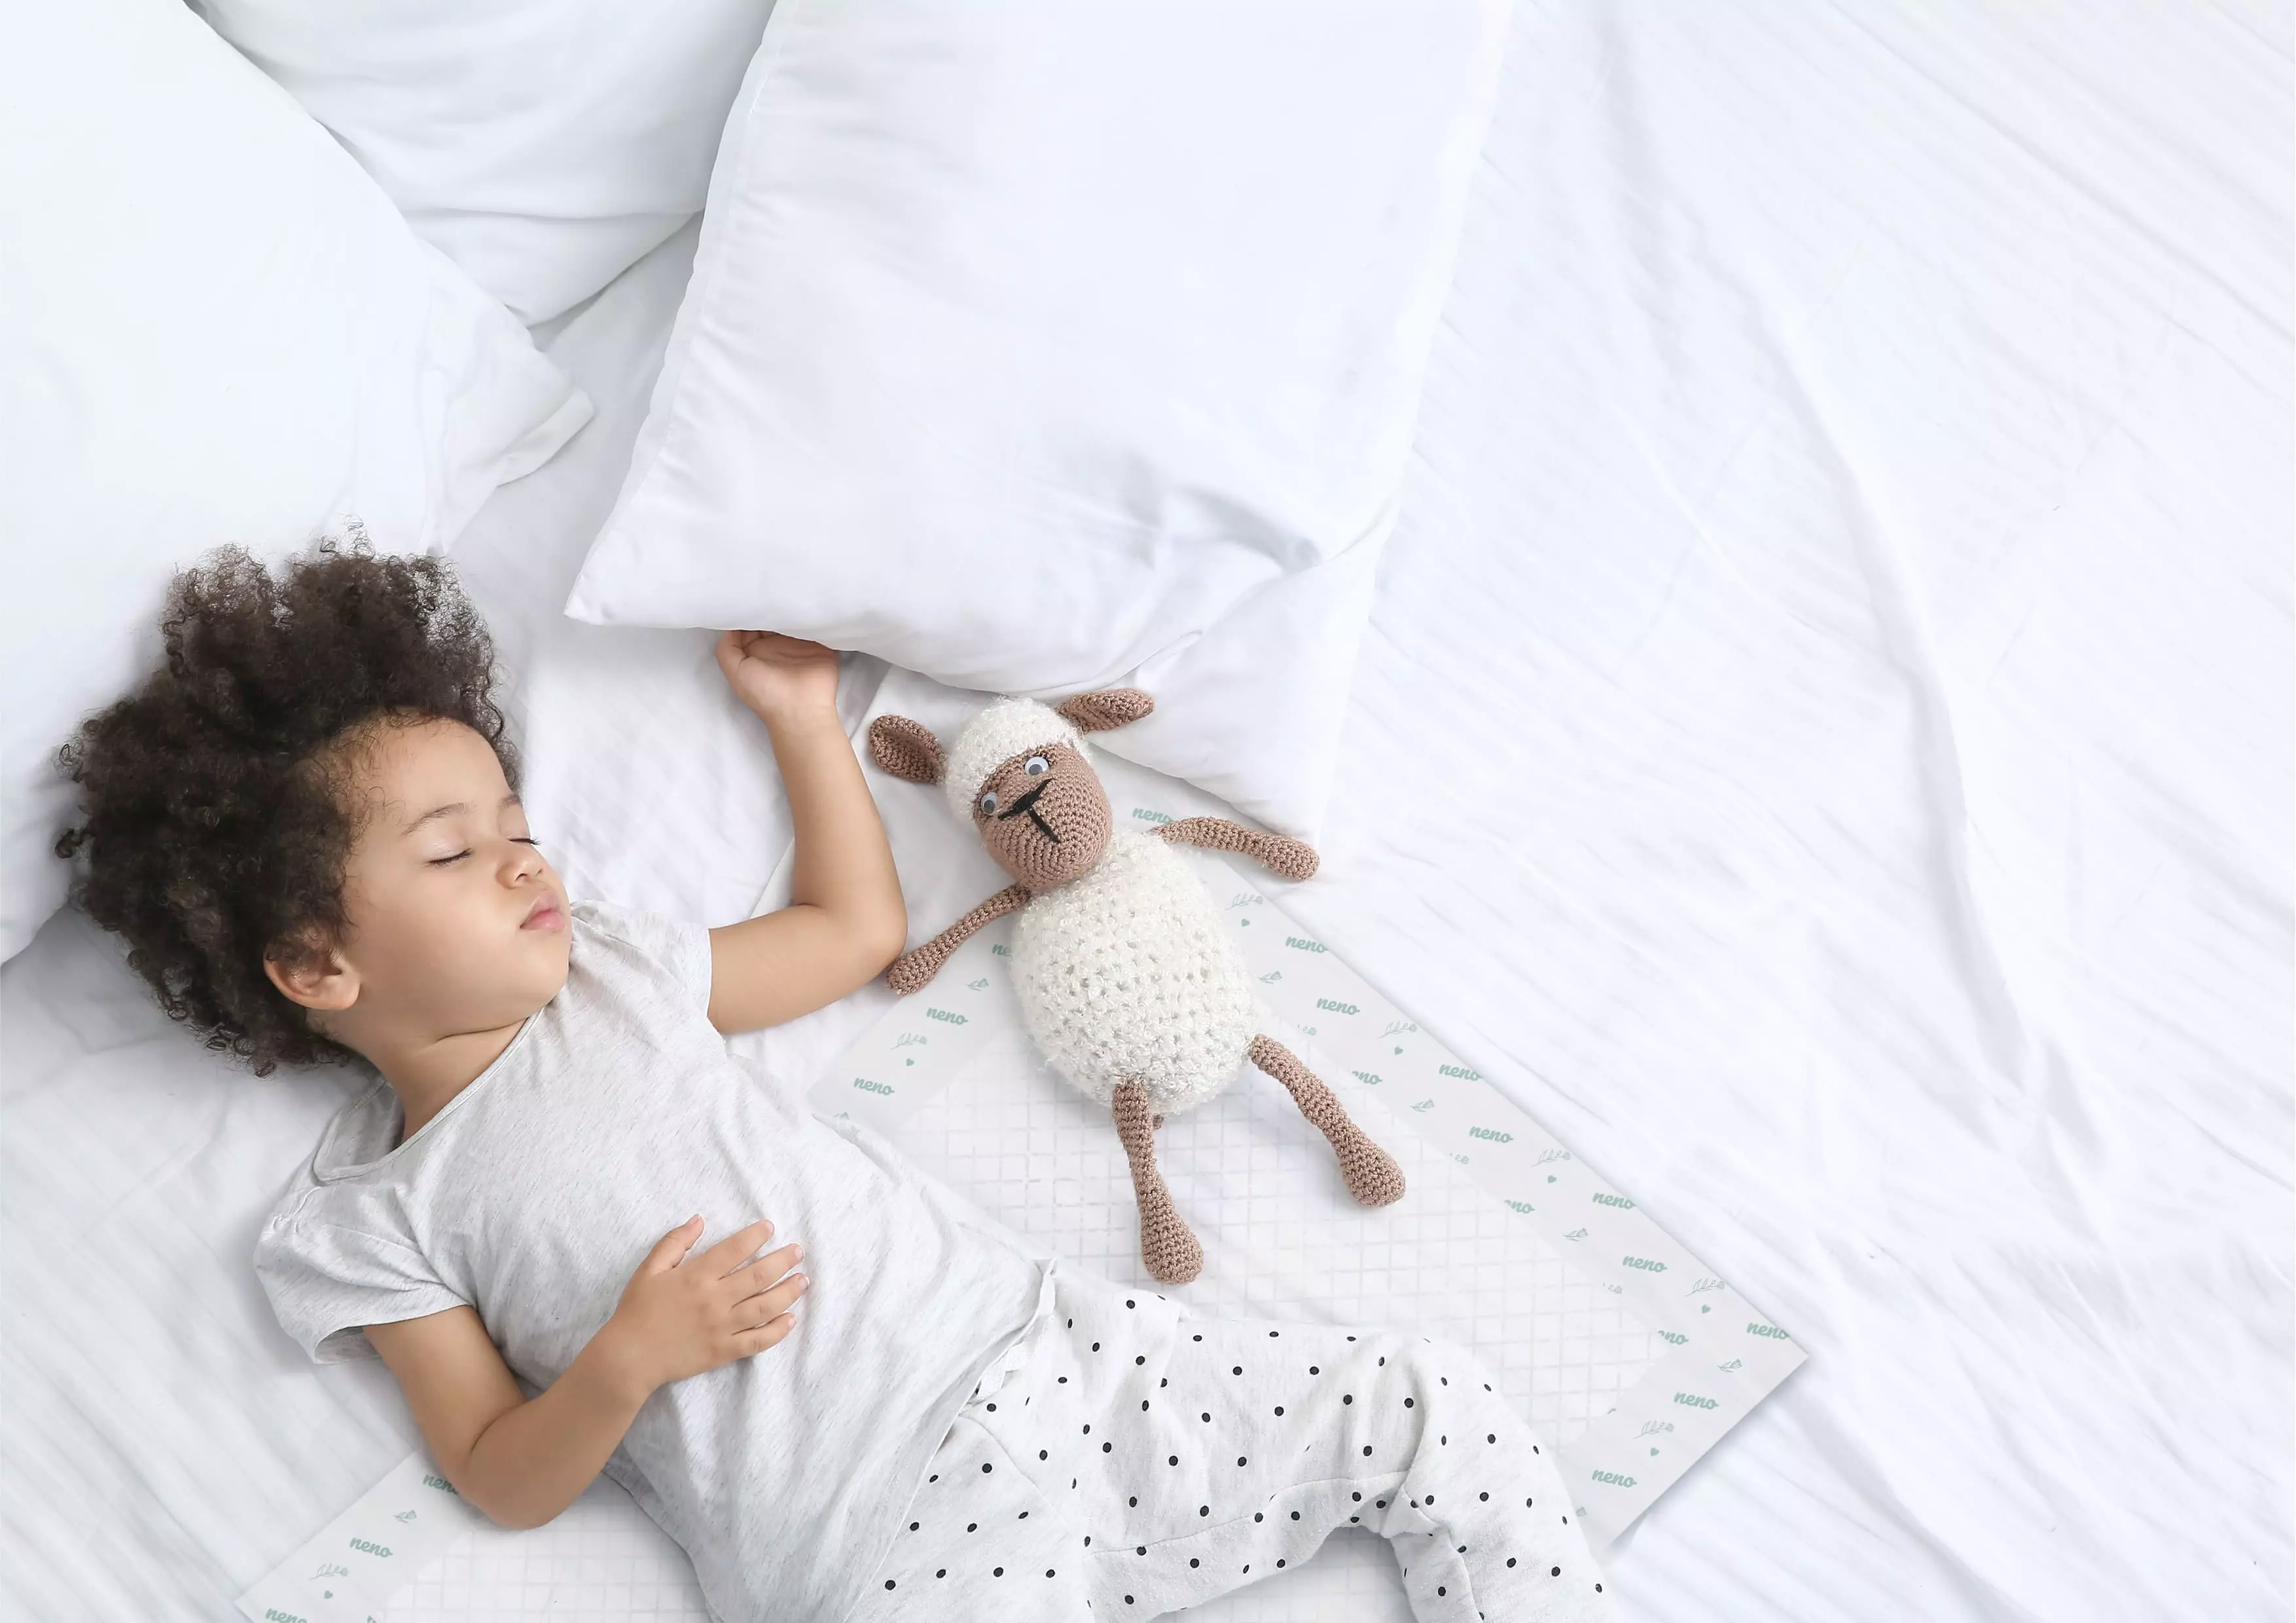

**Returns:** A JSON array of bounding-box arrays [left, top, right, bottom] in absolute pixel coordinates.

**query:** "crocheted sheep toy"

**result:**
[[867, 688, 1405, 1285]]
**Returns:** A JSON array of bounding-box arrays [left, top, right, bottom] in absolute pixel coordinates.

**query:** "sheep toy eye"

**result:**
[[979, 790, 1000, 816], [1024, 755, 1050, 777]]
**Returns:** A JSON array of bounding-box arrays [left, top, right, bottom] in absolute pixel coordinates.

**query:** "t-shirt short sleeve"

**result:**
[[253, 1199, 471, 1364], [568, 899, 714, 1016]]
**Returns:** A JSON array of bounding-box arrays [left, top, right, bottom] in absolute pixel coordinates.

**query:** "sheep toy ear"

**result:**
[[867, 715, 946, 784], [1054, 688, 1155, 733]]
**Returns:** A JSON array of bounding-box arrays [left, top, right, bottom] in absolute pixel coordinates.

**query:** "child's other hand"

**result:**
[[715, 630, 841, 724], [597, 1217, 807, 1396]]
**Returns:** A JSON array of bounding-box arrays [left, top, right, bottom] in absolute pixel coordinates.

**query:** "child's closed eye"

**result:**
[[427, 837, 539, 867]]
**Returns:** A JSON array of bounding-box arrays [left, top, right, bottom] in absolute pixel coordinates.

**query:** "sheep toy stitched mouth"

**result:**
[[996, 780, 1060, 843]]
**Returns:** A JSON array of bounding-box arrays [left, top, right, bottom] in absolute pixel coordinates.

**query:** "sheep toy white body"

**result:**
[[1009, 825, 1255, 1116], [868, 690, 1405, 1284]]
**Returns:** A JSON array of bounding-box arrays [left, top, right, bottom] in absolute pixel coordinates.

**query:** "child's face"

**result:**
[[317, 716, 571, 1044]]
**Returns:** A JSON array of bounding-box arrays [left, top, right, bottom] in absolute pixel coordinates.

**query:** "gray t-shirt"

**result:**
[[254, 899, 1048, 1623]]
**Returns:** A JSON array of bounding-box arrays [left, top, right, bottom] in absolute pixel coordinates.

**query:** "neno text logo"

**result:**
[[1657, 1329, 1688, 1345], [1621, 1255, 1666, 1272], [264, 1611, 308, 1623], [1314, 997, 1359, 1014], [1590, 1470, 1638, 1488], [1746, 1322, 1791, 1340], [1285, 935, 1328, 953], [1672, 1391, 1719, 1410], [422, 1472, 459, 1494], [349, 1537, 392, 1558], [853, 1078, 894, 1096], [1437, 1063, 1480, 1080], [1467, 1126, 1513, 1143], [1591, 1192, 1634, 1208], [925, 1007, 967, 1025], [1505, 1200, 1534, 1214], [1351, 1071, 1383, 1086], [1132, 808, 1172, 823]]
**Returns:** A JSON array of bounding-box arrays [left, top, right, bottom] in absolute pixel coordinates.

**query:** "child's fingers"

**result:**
[[639, 1215, 706, 1273], [735, 1312, 798, 1356], [730, 1241, 804, 1288], [732, 1269, 809, 1327], [698, 1217, 775, 1270]]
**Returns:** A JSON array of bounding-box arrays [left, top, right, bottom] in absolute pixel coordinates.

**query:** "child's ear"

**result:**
[[263, 936, 361, 1014], [867, 715, 946, 785], [1054, 688, 1155, 732]]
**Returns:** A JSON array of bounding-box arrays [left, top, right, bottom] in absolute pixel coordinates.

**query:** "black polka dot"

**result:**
[[1202, 1412, 1212, 1423], [1168, 1454, 1179, 1465], [1441, 1377, 1448, 1385], [1058, 1376, 1068, 1383], [1597, 1584, 1604, 1592], [1199, 1505, 1210, 1517], [1128, 1496, 1138, 1507], [1083, 1425, 1092, 1434], [968, 1523, 978, 1532], [1253, 1512, 1263, 1523], [1136, 1355, 1146, 1365], [1277, 1559, 1286, 1568], [1136, 1545, 1147, 1555], [1232, 1365, 1244, 1376], [1427, 1494, 1437, 1505], [1238, 1455, 1248, 1467], [1487, 1433, 1496, 1443], [929, 1474, 939, 1483], [1348, 1335, 1357, 1341], [1141, 1400, 1151, 1411], [1047, 1569, 1056, 1578], [1290, 1510, 1300, 1521], [1379, 1356, 1386, 1366], [884, 1580, 896, 1590], [1343, 1394, 1354, 1405], [1160, 1378, 1168, 1387], [1125, 1596, 1135, 1605], [1552, 1567, 1562, 1577], [1479, 1492, 1488, 1501], [1405, 1398, 1414, 1408], [1039, 1450, 1049, 1460], [1441, 1435, 1448, 1446], [1352, 1491, 1362, 1501], [1126, 1299, 1136, 1308], [1438, 1587, 1446, 1596], [909, 1521, 919, 1530], [935, 1569, 946, 1578], [1189, 1558, 1200, 1568], [994, 1567, 1005, 1577], [1274, 1405, 1285, 1416], [1376, 1499, 1387, 1508], [1484, 1383, 1492, 1391], [1067, 1318, 1073, 1327], [1309, 1365, 1319, 1374], [986, 1402, 996, 1411], [1085, 1536, 1092, 1546], [1363, 1446, 1374, 1456], [1103, 1442, 1113, 1452], [1506, 1558, 1518, 1569], [1269, 1330, 1280, 1338], [1092, 1342, 1100, 1351]]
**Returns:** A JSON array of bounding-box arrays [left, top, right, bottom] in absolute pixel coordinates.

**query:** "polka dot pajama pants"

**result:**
[[851, 1263, 1613, 1622]]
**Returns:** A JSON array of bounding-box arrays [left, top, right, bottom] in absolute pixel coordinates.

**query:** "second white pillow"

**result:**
[[567, 0, 1510, 838]]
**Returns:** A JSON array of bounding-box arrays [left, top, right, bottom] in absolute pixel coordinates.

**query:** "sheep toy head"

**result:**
[[866, 689, 1153, 891], [866, 688, 1403, 1285]]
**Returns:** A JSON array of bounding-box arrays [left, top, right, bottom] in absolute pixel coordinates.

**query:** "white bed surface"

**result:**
[[5, 2, 2288, 1620]]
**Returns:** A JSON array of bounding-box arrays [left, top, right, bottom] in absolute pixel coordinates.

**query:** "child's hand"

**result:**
[[596, 1217, 807, 1396], [715, 630, 841, 724]]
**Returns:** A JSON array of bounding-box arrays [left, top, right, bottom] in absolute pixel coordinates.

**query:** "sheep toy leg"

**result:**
[[1249, 1035, 1407, 1208], [1113, 1082, 1205, 1285]]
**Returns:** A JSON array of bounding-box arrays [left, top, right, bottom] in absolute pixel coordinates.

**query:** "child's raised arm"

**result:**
[[704, 632, 908, 1033]]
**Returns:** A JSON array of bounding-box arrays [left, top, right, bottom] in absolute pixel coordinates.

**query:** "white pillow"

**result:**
[[566, 0, 1509, 839], [188, 0, 782, 325], [0, 0, 592, 964]]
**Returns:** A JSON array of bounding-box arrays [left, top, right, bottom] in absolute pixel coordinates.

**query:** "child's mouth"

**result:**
[[521, 897, 565, 931]]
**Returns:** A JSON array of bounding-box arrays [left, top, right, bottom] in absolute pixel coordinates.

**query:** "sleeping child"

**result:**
[[56, 539, 1613, 1623]]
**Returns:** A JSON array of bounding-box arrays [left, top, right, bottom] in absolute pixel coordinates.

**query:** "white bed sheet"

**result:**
[[4, 2, 2287, 1620]]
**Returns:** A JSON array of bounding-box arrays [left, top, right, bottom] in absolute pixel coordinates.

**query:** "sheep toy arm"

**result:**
[[886, 883, 1029, 996], [1155, 816, 1318, 882]]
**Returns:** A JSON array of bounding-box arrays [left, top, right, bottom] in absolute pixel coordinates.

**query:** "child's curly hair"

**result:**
[[56, 537, 518, 1075]]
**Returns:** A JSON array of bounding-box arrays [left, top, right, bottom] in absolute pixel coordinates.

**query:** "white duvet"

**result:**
[[3, 3, 2287, 1620]]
